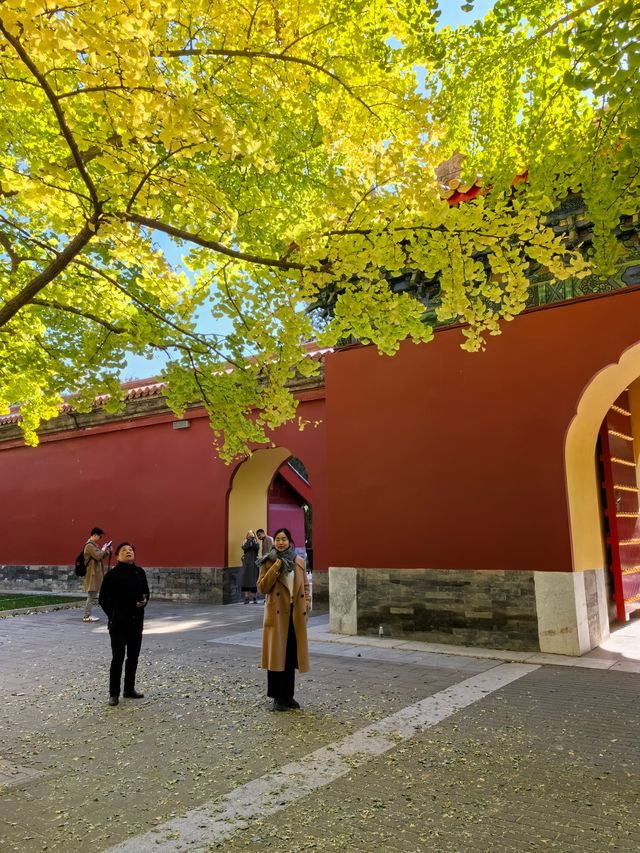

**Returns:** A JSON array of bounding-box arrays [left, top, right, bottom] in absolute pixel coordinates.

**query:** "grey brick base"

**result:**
[[0, 565, 82, 594], [329, 566, 611, 655], [0, 565, 242, 604]]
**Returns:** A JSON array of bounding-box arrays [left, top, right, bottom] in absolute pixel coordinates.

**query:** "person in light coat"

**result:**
[[82, 527, 111, 622], [257, 527, 310, 711], [256, 528, 274, 559]]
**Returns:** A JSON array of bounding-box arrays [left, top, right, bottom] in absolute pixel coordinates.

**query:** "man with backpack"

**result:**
[[81, 527, 111, 623]]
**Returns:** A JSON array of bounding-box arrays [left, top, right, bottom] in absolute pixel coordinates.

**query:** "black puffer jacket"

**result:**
[[99, 562, 150, 628]]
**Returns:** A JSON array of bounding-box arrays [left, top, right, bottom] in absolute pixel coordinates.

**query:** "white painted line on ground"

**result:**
[[106, 663, 538, 853]]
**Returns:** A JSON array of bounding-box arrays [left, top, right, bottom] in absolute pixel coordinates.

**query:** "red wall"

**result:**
[[5, 287, 640, 578], [0, 394, 328, 570], [324, 288, 640, 573], [268, 474, 307, 550]]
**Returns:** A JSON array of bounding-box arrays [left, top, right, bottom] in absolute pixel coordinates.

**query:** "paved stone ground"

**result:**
[[0, 603, 639, 852]]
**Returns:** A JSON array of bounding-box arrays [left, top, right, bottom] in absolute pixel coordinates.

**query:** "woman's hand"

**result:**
[[273, 558, 283, 573]]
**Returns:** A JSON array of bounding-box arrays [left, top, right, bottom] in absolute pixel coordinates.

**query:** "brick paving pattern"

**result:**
[[219, 666, 640, 852], [1, 603, 639, 852]]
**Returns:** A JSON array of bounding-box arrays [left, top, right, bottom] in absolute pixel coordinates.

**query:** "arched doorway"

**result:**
[[565, 340, 640, 636], [598, 384, 640, 622], [227, 448, 290, 566], [267, 456, 313, 565], [226, 449, 313, 567]]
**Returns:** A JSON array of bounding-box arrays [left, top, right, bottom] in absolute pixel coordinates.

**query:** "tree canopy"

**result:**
[[0, 0, 637, 458]]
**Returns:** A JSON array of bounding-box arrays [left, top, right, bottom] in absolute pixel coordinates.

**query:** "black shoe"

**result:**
[[108, 696, 119, 706], [286, 698, 301, 709], [270, 699, 289, 712], [123, 690, 144, 699]]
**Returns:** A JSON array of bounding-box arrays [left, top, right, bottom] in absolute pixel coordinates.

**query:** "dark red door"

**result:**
[[600, 391, 640, 621]]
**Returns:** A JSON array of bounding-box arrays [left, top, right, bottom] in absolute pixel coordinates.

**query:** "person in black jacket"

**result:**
[[240, 530, 260, 604], [98, 542, 150, 707]]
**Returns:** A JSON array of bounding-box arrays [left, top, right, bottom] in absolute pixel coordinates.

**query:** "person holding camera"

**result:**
[[240, 530, 260, 604], [98, 542, 150, 706], [82, 527, 112, 623], [257, 527, 310, 711]]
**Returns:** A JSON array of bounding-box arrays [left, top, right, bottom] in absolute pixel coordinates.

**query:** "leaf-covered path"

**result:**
[[1, 603, 639, 852]]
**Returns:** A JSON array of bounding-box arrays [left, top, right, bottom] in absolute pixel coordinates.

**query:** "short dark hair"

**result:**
[[273, 527, 294, 545], [114, 541, 134, 557], [90, 527, 104, 536], [256, 528, 265, 535]]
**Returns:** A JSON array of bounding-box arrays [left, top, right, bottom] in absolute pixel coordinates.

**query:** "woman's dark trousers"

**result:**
[[267, 608, 298, 701], [109, 620, 143, 697]]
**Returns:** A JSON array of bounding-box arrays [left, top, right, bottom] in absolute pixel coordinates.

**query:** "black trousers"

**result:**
[[109, 620, 143, 697], [267, 607, 298, 701]]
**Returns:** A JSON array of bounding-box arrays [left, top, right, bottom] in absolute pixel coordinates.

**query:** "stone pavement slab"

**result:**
[[1, 603, 639, 853], [308, 613, 640, 671]]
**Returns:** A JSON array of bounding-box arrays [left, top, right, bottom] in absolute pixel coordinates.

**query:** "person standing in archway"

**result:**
[[257, 527, 310, 711], [255, 528, 273, 602], [240, 530, 260, 604], [256, 528, 274, 559]]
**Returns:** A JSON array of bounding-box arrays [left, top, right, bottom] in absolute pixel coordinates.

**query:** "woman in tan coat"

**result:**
[[257, 527, 310, 711]]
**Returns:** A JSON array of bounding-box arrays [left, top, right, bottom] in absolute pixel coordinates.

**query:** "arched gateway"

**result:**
[[227, 449, 313, 568], [564, 342, 640, 635], [227, 447, 291, 567]]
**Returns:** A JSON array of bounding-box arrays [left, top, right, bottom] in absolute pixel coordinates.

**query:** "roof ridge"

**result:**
[[0, 345, 332, 428]]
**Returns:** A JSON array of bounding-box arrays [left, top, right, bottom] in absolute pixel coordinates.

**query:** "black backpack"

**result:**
[[74, 546, 87, 577]]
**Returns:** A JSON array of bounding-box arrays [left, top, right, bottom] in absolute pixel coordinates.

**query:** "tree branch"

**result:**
[[1, 163, 93, 204], [124, 212, 309, 271], [0, 230, 21, 272], [0, 20, 102, 211], [535, 0, 603, 41], [69, 257, 244, 369], [126, 143, 200, 213], [29, 298, 124, 333], [325, 223, 506, 240], [159, 47, 377, 117], [221, 265, 251, 333], [0, 221, 98, 328], [281, 21, 334, 55], [344, 184, 380, 227], [186, 349, 214, 409], [57, 84, 166, 100]]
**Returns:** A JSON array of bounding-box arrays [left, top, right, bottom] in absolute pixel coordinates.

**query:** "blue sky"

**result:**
[[123, 1, 496, 381], [437, 0, 494, 29]]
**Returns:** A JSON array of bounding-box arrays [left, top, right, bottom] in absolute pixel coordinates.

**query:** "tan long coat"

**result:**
[[83, 541, 108, 593], [257, 557, 310, 672]]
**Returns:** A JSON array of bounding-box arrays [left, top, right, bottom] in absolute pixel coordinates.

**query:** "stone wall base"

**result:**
[[310, 570, 329, 612], [534, 568, 609, 654], [0, 565, 242, 604], [329, 566, 610, 655]]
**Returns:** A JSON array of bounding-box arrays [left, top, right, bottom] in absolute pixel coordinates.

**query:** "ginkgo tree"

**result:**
[[0, 0, 636, 459]]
